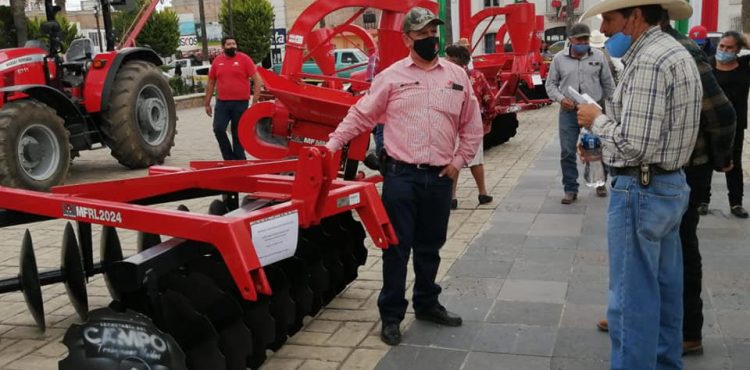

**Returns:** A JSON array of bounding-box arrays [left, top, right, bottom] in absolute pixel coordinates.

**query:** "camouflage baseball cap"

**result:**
[[403, 7, 444, 33]]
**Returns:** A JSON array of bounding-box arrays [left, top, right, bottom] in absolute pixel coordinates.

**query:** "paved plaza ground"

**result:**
[[0, 104, 748, 369]]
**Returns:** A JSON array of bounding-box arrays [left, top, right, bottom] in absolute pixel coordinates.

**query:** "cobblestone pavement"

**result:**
[[0, 104, 748, 370]]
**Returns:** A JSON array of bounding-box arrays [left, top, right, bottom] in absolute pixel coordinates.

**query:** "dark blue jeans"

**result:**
[[378, 161, 452, 324], [374, 124, 384, 155], [213, 99, 248, 160], [559, 109, 580, 193]]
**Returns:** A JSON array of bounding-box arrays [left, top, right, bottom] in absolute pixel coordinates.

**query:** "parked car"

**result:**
[[271, 48, 369, 78], [542, 40, 567, 62], [191, 65, 211, 87], [165, 58, 207, 78]]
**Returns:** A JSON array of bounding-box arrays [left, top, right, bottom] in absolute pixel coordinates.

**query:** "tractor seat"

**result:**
[[63, 39, 96, 75], [64, 38, 95, 64]]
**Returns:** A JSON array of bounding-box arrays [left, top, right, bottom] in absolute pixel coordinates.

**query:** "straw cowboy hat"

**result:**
[[590, 30, 607, 48], [581, 0, 692, 21]]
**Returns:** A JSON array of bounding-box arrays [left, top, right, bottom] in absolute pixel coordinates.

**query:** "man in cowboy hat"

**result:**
[[595, 5, 738, 358], [577, 0, 702, 368]]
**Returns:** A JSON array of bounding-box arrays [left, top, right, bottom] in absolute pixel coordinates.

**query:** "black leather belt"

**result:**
[[387, 157, 444, 171], [610, 165, 678, 186], [610, 165, 676, 177]]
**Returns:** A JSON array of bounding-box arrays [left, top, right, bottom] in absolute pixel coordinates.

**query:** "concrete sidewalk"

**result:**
[[374, 127, 750, 370]]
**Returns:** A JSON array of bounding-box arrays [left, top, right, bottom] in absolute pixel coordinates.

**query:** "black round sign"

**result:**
[[60, 307, 186, 370]]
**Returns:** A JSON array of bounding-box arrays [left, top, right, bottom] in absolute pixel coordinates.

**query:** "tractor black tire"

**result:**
[[102, 60, 177, 169], [0, 100, 70, 191], [483, 113, 519, 150]]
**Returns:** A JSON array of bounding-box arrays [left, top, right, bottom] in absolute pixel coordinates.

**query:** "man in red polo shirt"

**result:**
[[204, 36, 264, 160]]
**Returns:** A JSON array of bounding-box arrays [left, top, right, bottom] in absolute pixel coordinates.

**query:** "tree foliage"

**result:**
[[0, 6, 19, 48], [27, 14, 79, 51], [113, 0, 180, 57], [220, 0, 273, 62], [9, 0, 27, 46]]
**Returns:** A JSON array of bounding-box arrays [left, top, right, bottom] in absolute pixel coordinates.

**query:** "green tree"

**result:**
[[10, 0, 27, 46], [220, 0, 273, 62], [113, 0, 179, 57], [27, 14, 79, 51], [0, 6, 19, 48]]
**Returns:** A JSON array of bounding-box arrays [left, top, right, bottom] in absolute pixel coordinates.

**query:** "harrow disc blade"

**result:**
[[297, 235, 330, 313], [241, 298, 275, 369], [76, 222, 94, 277], [339, 212, 368, 266], [61, 223, 88, 321], [163, 272, 253, 370], [160, 290, 227, 370], [177, 204, 191, 212], [278, 258, 314, 333], [19, 230, 45, 330], [137, 232, 162, 252], [321, 216, 359, 284], [100, 226, 124, 301], [264, 265, 296, 350], [303, 227, 346, 303], [183, 257, 276, 369], [208, 199, 229, 216]]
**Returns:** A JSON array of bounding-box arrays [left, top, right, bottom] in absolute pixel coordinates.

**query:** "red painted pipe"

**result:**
[[701, 0, 718, 32]]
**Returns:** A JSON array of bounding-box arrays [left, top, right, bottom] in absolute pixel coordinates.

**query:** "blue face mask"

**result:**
[[571, 44, 591, 55], [605, 32, 632, 58], [716, 50, 738, 63]]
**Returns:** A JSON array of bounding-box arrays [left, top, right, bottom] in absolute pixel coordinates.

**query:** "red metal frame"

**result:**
[[241, 0, 437, 161], [0, 147, 397, 301], [118, 0, 162, 49], [458, 2, 551, 115]]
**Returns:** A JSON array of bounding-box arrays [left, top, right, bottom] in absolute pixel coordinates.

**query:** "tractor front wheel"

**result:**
[[0, 100, 70, 191], [102, 61, 177, 168]]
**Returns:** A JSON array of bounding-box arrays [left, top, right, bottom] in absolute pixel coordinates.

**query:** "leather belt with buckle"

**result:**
[[387, 157, 443, 171], [610, 165, 677, 186]]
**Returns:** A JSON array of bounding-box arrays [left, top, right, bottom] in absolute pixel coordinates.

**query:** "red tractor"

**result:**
[[0, 0, 177, 191]]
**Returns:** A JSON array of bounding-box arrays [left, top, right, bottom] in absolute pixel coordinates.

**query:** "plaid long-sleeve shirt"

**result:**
[[666, 26, 736, 170], [592, 27, 702, 171]]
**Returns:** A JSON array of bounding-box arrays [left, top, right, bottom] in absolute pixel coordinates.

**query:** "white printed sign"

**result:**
[[532, 74, 543, 86], [250, 211, 299, 266], [288, 34, 304, 45]]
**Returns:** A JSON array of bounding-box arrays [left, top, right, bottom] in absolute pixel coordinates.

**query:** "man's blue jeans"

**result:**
[[607, 171, 690, 370], [559, 109, 580, 194], [213, 100, 249, 160]]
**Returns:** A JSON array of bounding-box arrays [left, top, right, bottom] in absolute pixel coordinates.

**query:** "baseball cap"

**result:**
[[569, 23, 591, 39], [403, 7, 445, 33]]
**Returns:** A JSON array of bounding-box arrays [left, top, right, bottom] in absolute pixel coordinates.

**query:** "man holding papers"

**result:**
[[545, 23, 616, 204]]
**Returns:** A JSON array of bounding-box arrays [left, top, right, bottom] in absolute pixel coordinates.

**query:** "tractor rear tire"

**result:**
[[102, 60, 177, 169], [0, 100, 70, 191]]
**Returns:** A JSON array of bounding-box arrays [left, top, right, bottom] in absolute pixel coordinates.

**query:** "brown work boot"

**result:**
[[596, 319, 608, 332], [561, 192, 578, 204], [596, 185, 608, 197], [683, 340, 704, 356]]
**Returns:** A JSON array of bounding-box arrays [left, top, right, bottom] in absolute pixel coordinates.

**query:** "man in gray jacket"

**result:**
[[546, 23, 616, 204]]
